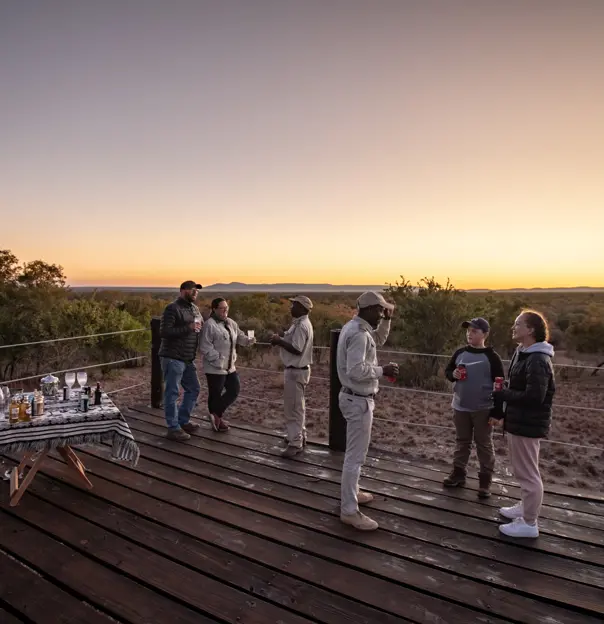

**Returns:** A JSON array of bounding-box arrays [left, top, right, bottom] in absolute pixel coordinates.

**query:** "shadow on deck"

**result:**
[[1, 403, 604, 623]]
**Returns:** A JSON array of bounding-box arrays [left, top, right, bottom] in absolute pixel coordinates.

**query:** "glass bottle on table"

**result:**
[[9, 395, 20, 424]]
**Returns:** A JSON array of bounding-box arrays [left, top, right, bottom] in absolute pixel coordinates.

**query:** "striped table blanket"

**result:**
[[0, 393, 139, 466]]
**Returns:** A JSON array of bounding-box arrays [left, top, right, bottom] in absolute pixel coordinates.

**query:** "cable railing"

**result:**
[[236, 365, 604, 414], [254, 341, 602, 371], [106, 381, 147, 396], [3, 322, 600, 454], [238, 394, 328, 413], [0, 328, 149, 351], [4, 356, 147, 385]]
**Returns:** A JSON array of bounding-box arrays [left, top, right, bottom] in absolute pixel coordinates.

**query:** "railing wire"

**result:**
[[255, 341, 602, 371], [237, 365, 604, 413], [0, 328, 149, 350], [5, 356, 147, 385], [106, 382, 147, 395]]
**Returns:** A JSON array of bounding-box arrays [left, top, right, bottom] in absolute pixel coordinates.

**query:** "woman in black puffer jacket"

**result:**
[[493, 310, 555, 539]]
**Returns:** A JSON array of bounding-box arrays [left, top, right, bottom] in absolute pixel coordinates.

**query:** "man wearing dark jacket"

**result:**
[[159, 280, 203, 441]]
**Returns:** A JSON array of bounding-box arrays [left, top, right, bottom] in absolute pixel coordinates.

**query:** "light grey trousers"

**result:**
[[339, 391, 374, 515], [283, 367, 310, 448]]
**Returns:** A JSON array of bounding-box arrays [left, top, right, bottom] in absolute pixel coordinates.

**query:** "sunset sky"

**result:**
[[2, 1, 603, 289]]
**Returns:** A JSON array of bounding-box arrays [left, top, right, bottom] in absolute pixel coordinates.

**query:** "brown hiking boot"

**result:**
[[166, 429, 191, 442], [357, 491, 374, 505], [478, 472, 492, 499], [282, 445, 304, 458], [340, 511, 379, 531], [443, 467, 466, 488], [181, 421, 200, 434]]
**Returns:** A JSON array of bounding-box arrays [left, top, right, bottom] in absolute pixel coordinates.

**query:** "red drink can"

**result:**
[[457, 364, 467, 380], [494, 376, 504, 391], [385, 361, 397, 383]]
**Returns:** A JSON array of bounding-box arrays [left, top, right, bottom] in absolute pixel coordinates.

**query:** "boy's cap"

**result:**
[[289, 295, 313, 310], [180, 280, 202, 290], [357, 291, 394, 311], [462, 317, 490, 332]]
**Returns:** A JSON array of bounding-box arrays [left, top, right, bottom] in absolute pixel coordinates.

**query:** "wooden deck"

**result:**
[[1, 404, 604, 624]]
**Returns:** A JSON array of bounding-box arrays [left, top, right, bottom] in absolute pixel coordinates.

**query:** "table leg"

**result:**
[[57, 446, 93, 489], [9, 450, 48, 507], [16, 452, 34, 474]]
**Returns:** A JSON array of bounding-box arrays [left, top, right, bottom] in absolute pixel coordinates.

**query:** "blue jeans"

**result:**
[[161, 357, 201, 430]]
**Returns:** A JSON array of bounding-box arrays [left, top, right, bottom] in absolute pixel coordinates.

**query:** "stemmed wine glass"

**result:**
[[76, 371, 87, 390], [0, 386, 9, 417], [65, 372, 76, 398]]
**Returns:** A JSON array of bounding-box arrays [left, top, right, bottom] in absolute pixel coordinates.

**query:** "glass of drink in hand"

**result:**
[[194, 314, 202, 332]]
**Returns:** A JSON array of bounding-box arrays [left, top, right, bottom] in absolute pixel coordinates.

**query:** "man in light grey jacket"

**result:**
[[200, 297, 256, 432], [337, 291, 398, 531]]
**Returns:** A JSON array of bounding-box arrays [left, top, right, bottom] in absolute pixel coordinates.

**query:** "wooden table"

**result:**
[[2, 392, 139, 506]]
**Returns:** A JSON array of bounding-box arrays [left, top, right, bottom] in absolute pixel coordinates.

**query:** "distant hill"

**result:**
[[203, 282, 386, 292], [467, 287, 604, 293], [71, 282, 386, 293], [70, 283, 603, 294]]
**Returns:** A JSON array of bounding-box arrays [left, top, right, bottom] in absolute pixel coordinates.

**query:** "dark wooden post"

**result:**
[[329, 329, 346, 451], [150, 317, 163, 408]]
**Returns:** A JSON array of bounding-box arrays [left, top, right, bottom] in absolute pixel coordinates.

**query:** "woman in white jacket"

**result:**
[[200, 297, 256, 431]]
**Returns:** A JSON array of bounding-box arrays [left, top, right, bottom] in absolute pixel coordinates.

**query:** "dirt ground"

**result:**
[[102, 347, 604, 494]]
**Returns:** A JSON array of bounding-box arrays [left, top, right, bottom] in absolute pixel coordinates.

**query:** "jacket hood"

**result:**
[[521, 341, 555, 357]]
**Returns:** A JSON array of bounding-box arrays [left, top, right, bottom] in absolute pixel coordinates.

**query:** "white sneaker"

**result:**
[[499, 502, 523, 519], [499, 517, 539, 538]]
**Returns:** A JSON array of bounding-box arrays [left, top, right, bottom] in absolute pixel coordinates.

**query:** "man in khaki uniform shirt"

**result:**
[[337, 291, 398, 531], [270, 296, 314, 458]]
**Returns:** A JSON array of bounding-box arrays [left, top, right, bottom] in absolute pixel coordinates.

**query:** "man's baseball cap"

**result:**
[[357, 291, 394, 311], [180, 280, 202, 290], [462, 317, 490, 332], [289, 295, 313, 310]]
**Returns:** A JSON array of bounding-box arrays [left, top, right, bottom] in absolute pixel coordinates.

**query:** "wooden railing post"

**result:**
[[329, 329, 346, 451], [150, 317, 163, 408]]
